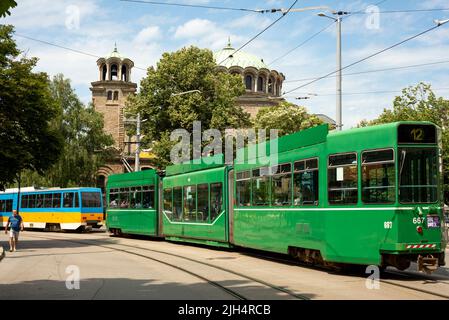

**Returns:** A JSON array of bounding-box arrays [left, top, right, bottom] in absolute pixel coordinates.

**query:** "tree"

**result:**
[[0, 25, 63, 190], [19, 74, 114, 188], [127, 46, 251, 167], [359, 82, 449, 203], [254, 102, 323, 137], [0, 0, 17, 18]]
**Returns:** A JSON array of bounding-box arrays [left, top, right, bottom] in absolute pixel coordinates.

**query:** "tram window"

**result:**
[[109, 189, 119, 208], [328, 153, 358, 205], [21, 195, 28, 208], [210, 183, 223, 222], [163, 188, 173, 219], [142, 186, 154, 209], [74, 193, 79, 207], [119, 188, 130, 208], [53, 193, 61, 208], [34, 194, 42, 208], [133, 187, 143, 209], [63, 193, 74, 208], [252, 167, 270, 206], [399, 148, 438, 204], [5, 200, 12, 212], [362, 149, 395, 204], [173, 187, 183, 222], [82, 192, 101, 208], [32, 194, 38, 208], [0, 200, 12, 212], [197, 184, 209, 222], [183, 185, 197, 221], [271, 163, 292, 206], [236, 171, 251, 207], [44, 193, 53, 208], [294, 158, 319, 206]]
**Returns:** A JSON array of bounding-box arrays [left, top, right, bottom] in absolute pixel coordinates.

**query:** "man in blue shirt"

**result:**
[[4, 210, 24, 252]]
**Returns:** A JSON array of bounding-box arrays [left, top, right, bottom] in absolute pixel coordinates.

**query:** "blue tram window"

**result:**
[[5, 200, 12, 212], [63, 193, 74, 208]]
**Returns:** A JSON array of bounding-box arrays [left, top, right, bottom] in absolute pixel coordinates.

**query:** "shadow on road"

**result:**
[[0, 277, 316, 300]]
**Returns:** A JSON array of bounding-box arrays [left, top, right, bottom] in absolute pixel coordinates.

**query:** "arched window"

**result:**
[[121, 65, 127, 81], [107, 91, 113, 101], [113, 91, 119, 101], [245, 75, 252, 91], [110, 64, 118, 80], [102, 65, 107, 81], [257, 77, 264, 92]]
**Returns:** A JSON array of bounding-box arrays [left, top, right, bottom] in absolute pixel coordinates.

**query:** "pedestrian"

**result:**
[[4, 210, 24, 252]]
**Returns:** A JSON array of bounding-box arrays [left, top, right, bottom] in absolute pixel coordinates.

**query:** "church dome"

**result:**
[[214, 41, 270, 70]]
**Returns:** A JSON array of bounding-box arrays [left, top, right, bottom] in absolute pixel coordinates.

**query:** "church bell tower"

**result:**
[[90, 45, 137, 151]]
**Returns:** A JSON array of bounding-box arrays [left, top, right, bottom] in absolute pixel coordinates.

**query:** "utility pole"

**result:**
[[124, 113, 147, 173], [318, 11, 349, 131], [135, 113, 141, 172], [336, 16, 342, 131]]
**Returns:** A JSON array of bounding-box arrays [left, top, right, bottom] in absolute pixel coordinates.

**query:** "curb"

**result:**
[[0, 246, 4, 262]]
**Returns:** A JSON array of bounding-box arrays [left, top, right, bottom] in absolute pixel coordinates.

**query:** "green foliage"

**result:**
[[0, 0, 17, 18], [0, 25, 63, 190], [127, 46, 251, 167], [18, 74, 114, 188], [359, 82, 449, 202], [254, 102, 323, 137]]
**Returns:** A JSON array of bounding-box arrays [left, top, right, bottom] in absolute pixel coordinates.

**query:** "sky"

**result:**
[[2, 0, 449, 129]]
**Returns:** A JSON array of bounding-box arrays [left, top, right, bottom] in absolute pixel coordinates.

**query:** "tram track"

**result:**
[[220, 245, 449, 300], [380, 269, 449, 299], [24, 232, 309, 300]]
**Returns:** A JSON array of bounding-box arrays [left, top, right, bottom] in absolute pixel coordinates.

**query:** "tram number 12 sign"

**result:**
[[398, 124, 436, 144]]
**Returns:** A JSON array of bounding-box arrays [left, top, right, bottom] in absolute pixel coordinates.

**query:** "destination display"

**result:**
[[398, 124, 437, 144]]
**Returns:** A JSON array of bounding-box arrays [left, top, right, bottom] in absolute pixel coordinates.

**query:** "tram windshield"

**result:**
[[399, 148, 438, 203]]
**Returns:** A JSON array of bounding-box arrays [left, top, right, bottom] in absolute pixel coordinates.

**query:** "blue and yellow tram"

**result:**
[[0, 187, 104, 231]]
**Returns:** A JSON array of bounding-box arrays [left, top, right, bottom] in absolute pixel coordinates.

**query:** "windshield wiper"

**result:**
[[399, 149, 407, 184]]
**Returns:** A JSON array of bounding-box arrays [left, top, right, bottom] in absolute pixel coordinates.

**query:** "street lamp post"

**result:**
[[318, 11, 349, 131]]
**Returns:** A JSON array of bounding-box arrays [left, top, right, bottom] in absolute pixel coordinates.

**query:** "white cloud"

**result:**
[[134, 26, 162, 45], [3, 0, 99, 30], [173, 18, 244, 50]]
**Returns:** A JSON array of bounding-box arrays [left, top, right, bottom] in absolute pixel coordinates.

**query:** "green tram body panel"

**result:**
[[233, 122, 446, 266], [162, 165, 230, 247], [106, 170, 160, 236], [104, 121, 446, 268]]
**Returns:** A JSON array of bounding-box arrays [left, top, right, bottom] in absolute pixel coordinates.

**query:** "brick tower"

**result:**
[[90, 45, 137, 151]]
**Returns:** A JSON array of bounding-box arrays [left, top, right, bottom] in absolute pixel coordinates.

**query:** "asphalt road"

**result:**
[[1, 230, 448, 300]]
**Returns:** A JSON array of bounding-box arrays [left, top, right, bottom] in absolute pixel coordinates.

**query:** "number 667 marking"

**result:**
[[384, 221, 393, 229]]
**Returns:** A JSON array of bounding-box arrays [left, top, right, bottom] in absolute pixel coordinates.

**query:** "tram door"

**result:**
[[157, 179, 164, 237], [228, 169, 234, 244]]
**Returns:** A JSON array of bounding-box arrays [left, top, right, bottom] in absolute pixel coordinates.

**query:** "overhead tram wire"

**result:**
[[351, 8, 449, 14], [284, 59, 449, 83], [267, 21, 335, 66], [283, 87, 449, 98], [266, 0, 389, 67], [218, 0, 299, 66], [119, 0, 264, 13], [14, 33, 148, 72], [283, 20, 449, 95]]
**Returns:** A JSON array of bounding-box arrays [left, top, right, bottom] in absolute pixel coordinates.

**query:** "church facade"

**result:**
[[214, 40, 286, 118]]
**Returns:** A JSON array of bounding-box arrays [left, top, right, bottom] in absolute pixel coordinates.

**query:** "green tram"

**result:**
[[106, 122, 447, 272]]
